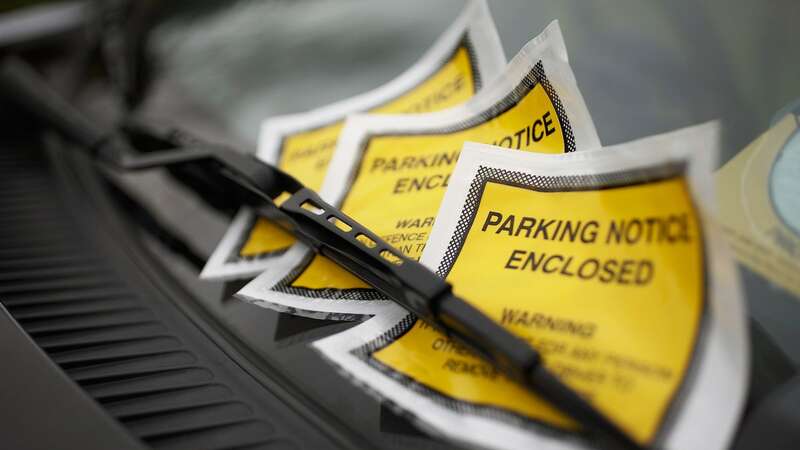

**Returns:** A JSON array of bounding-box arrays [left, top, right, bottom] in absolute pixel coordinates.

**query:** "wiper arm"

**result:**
[[0, 56, 642, 450]]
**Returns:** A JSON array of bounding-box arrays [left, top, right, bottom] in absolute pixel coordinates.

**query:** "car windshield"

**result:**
[[19, 1, 799, 448]]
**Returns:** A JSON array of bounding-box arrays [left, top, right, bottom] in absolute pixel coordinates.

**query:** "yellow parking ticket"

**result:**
[[239, 21, 602, 319], [315, 126, 748, 450], [202, 0, 506, 280]]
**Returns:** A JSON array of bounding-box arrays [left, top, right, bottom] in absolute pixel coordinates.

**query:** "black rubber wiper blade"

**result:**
[[0, 55, 642, 450]]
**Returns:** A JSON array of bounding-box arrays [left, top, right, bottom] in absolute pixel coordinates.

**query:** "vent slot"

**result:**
[[0, 142, 284, 449]]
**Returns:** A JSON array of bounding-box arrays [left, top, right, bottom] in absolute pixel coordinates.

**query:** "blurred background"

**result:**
[[137, 0, 800, 161]]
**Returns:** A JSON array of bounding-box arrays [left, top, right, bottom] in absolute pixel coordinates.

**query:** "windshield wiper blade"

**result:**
[[0, 55, 642, 450]]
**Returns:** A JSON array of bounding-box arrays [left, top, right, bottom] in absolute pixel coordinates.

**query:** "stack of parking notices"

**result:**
[[204, 2, 749, 449], [237, 19, 600, 319]]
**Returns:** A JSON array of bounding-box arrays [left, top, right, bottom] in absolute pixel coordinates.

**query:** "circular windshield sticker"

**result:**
[[770, 124, 800, 237]]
